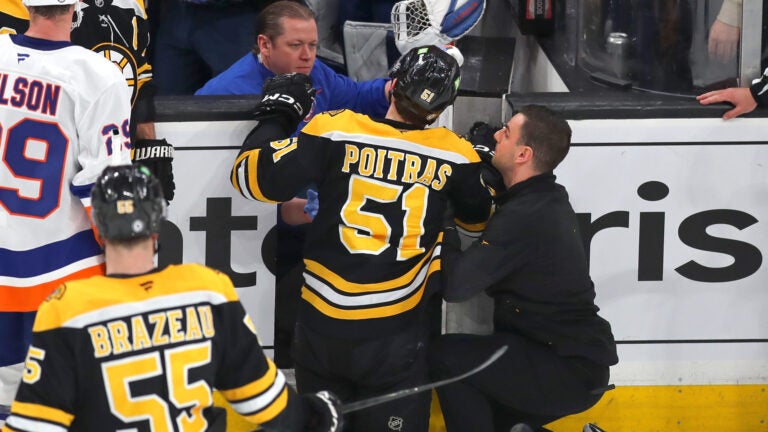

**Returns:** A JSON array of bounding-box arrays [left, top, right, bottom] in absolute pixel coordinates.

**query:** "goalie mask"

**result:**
[[391, 0, 486, 54], [389, 45, 461, 125], [91, 164, 167, 240]]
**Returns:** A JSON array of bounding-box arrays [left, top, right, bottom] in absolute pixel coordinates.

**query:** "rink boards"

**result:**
[[157, 116, 768, 431]]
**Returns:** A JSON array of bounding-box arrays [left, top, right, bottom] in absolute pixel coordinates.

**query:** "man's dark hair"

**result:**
[[28, 5, 71, 19], [252, 0, 316, 55], [518, 104, 572, 172]]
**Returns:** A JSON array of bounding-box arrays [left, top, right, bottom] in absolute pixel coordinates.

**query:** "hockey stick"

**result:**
[[339, 345, 508, 414]]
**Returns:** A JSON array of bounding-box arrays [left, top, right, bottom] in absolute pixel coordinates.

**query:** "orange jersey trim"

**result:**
[[0, 264, 105, 312]]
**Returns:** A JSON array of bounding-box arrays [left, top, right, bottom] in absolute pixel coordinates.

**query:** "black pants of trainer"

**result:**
[[292, 321, 431, 432], [429, 333, 609, 432]]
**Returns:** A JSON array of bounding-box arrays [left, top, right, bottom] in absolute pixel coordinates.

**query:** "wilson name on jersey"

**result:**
[[0, 34, 131, 319], [3, 264, 290, 432], [0, 0, 152, 108], [232, 110, 491, 336]]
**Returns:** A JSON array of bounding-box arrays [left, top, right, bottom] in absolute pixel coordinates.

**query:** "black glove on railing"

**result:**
[[254, 73, 316, 133]]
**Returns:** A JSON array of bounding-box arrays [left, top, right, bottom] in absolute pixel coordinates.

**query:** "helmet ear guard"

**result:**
[[388, 45, 462, 125], [90, 164, 167, 241], [391, 0, 486, 55]]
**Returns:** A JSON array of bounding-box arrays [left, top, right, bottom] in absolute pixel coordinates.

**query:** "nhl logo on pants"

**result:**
[[388, 416, 404, 431]]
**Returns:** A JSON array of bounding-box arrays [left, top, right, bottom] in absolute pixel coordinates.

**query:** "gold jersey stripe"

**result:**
[[233, 150, 279, 203], [303, 110, 481, 162], [455, 218, 487, 233], [10, 401, 74, 427], [231, 153, 245, 196], [33, 265, 237, 331], [300, 258, 441, 319], [220, 358, 278, 402], [303, 235, 441, 294]]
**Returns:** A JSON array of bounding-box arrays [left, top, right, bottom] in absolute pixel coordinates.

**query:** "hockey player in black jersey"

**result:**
[[2, 164, 341, 432], [231, 45, 493, 431]]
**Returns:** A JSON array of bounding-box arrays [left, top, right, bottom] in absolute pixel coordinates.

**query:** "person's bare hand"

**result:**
[[135, 121, 156, 140], [697, 87, 757, 120], [708, 19, 740, 63]]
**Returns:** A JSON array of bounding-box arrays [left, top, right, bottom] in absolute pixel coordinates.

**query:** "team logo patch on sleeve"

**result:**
[[45, 285, 67, 302]]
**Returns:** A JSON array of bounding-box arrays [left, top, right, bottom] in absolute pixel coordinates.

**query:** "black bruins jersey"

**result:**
[[0, 0, 154, 122], [2, 264, 306, 432], [232, 110, 492, 337]]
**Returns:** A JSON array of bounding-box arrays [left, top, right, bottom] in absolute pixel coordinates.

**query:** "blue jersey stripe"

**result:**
[[70, 183, 94, 199], [0, 311, 36, 365], [0, 230, 101, 278]]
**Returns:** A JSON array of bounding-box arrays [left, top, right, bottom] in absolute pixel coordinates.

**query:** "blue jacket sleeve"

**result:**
[[315, 61, 389, 117], [195, 54, 265, 96]]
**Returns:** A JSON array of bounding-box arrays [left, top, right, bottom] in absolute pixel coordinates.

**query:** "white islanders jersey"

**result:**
[[0, 33, 131, 313]]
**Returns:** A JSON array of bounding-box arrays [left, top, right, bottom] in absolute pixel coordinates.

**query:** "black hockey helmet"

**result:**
[[91, 164, 166, 240], [388, 45, 461, 125]]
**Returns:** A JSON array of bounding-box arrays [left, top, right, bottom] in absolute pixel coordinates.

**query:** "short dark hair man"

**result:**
[[430, 105, 618, 431], [3, 165, 342, 432]]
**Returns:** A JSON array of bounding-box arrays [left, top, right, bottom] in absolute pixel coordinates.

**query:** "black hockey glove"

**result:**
[[467, 121, 505, 197], [301, 391, 343, 432], [254, 73, 316, 133], [132, 138, 175, 202]]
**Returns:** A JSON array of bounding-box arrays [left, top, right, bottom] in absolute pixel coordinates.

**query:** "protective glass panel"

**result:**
[[577, 0, 745, 95]]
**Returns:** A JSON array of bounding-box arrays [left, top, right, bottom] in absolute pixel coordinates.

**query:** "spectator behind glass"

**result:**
[[708, 0, 742, 63], [150, 0, 273, 95]]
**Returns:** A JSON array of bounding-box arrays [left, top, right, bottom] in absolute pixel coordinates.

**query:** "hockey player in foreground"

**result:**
[[2, 165, 342, 432], [231, 45, 492, 431]]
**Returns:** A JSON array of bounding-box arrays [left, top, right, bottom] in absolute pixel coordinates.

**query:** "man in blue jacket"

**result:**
[[196, 0, 391, 132]]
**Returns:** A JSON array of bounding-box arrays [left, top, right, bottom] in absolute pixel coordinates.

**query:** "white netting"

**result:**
[[391, 0, 485, 55], [392, 0, 451, 54], [404, 0, 431, 38]]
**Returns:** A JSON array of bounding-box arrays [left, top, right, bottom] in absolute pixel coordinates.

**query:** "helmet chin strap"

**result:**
[[71, 1, 83, 30]]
